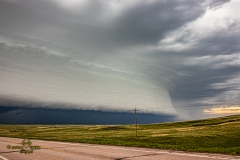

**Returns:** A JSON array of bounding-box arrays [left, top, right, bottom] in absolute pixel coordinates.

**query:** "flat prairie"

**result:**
[[0, 114, 240, 155]]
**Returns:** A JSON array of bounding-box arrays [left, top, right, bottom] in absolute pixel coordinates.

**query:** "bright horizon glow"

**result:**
[[204, 106, 240, 114]]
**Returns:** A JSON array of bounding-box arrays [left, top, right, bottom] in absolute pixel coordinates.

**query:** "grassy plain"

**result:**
[[0, 114, 240, 155]]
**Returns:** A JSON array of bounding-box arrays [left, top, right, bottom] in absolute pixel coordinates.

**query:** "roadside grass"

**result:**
[[0, 114, 240, 155]]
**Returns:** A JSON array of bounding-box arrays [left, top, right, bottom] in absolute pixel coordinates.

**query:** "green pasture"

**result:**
[[0, 114, 240, 155]]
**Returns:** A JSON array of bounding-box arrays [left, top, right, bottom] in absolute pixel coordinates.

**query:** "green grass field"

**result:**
[[0, 114, 240, 155]]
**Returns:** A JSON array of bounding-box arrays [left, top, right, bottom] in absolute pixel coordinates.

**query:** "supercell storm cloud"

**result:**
[[0, 0, 240, 120]]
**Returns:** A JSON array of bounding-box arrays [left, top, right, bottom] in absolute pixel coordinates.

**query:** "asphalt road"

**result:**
[[0, 137, 239, 160]]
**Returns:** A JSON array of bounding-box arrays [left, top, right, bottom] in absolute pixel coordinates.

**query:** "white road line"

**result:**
[[0, 155, 8, 160]]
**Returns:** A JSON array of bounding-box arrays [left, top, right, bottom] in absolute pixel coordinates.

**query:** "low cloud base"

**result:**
[[0, 106, 178, 124]]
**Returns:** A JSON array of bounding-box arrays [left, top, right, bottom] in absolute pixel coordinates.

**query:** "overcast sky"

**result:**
[[0, 0, 240, 123]]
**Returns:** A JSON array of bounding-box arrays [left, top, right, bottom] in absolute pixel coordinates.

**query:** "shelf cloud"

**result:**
[[0, 0, 239, 121]]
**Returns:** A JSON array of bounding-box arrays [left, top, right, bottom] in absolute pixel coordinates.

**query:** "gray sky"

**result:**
[[0, 0, 240, 122]]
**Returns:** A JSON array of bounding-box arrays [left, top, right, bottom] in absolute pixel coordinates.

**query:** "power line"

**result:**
[[129, 106, 232, 111]]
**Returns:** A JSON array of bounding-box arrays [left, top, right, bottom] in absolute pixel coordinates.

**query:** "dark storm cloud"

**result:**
[[171, 65, 240, 100], [0, 106, 178, 124], [107, 0, 205, 46], [0, 0, 239, 122], [188, 31, 240, 56], [0, 0, 225, 53]]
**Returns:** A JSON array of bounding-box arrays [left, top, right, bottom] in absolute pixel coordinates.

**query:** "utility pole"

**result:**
[[133, 108, 139, 137], [53, 126, 54, 138]]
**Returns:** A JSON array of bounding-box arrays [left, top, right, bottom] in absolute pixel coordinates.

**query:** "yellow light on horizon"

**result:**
[[204, 106, 240, 114]]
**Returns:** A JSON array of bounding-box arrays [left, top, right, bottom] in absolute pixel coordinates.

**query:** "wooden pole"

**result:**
[[133, 108, 139, 137]]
